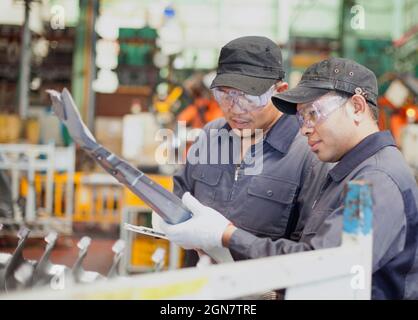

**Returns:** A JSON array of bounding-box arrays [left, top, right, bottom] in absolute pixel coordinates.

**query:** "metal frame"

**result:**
[[120, 207, 181, 274], [0, 143, 75, 236], [4, 227, 372, 299], [5, 181, 373, 300]]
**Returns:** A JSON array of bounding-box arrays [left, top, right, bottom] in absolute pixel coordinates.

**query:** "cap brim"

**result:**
[[271, 86, 330, 114], [210, 73, 277, 95]]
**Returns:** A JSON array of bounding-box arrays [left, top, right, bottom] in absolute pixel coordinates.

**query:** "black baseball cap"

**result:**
[[272, 57, 378, 114], [210, 36, 285, 95]]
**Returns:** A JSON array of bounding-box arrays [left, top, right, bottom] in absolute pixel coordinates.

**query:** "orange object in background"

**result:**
[[177, 97, 223, 129], [378, 96, 418, 146]]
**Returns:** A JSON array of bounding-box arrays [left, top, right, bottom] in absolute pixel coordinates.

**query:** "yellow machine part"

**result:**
[[154, 86, 183, 114]]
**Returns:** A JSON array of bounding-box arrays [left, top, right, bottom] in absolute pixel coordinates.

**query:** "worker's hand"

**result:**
[[46, 88, 97, 151], [159, 192, 230, 251]]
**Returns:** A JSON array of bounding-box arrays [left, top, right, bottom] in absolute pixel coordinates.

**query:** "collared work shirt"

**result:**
[[174, 115, 330, 260], [229, 131, 418, 299]]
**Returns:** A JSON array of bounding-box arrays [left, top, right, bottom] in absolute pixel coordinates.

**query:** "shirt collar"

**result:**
[[329, 131, 397, 182]]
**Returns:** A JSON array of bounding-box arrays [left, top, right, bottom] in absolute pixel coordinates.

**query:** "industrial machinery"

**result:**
[[107, 239, 125, 278], [0, 227, 36, 292], [0, 143, 75, 236], [5, 181, 374, 300], [401, 124, 418, 178], [0, 226, 127, 295], [71, 237, 105, 284], [0, 165, 13, 220], [30, 231, 69, 288]]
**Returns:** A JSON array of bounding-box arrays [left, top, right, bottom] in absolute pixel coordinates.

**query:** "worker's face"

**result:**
[[215, 82, 287, 136], [297, 93, 355, 162]]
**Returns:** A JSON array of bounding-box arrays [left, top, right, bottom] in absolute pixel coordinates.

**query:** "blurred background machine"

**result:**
[[176, 72, 223, 129]]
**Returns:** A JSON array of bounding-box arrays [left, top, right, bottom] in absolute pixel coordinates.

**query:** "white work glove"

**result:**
[[159, 192, 230, 251]]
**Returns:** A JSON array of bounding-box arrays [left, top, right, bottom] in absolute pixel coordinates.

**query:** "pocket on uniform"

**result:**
[[241, 176, 299, 237], [191, 166, 223, 205]]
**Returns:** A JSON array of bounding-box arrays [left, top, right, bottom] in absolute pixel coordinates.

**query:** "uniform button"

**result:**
[[267, 190, 273, 197]]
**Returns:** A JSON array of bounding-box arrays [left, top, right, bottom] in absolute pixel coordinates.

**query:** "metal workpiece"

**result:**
[[151, 247, 166, 272], [1, 179, 374, 299], [46, 88, 192, 225], [46, 88, 97, 151], [0, 227, 127, 295], [107, 240, 125, 278], [0, 143, 75, 235], [342, 181, 373, 236], [71, 236, 104, 284], [31, 231, 70, 288], [0, 227, 36, 292]]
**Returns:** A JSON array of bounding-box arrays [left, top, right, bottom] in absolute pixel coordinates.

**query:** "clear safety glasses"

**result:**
[[296, 94, 349, 129], [212, 86, 275, 113]]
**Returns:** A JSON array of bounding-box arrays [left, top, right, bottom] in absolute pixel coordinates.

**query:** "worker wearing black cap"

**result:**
[[154, 36, 330, 267], [160, 57, 418, 300]]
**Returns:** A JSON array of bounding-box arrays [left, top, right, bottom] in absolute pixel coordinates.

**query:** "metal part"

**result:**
[[124, 223, 168, 240], [71, 236, 104, 284], [0, 162, 14, 219], [18, 0, 32, 119], [0, 227, 37, 292], [71, 0, 99, 132], [401, 124, 418, 178], [107, 239, 125, 278], [30, 231, 70, 288], [6, 180, 373, 300], [151, 247, 166, 272], [0, 229, 130, 294], [47, 88, 192, 225]]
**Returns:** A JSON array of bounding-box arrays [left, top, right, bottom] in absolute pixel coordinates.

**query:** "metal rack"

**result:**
[[6, 181, 374, 300], [0, 143, 75, 236]]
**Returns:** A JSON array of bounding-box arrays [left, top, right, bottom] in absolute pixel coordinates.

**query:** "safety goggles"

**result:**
[[212, 86, 275, 113], [296, 94, 349, 129]]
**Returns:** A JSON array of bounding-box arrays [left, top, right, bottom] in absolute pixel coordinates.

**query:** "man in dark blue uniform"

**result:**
[[154, 36, 329, 266]]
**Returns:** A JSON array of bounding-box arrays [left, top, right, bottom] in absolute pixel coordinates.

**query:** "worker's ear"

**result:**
[[347, 94, 368, 124], [275, 81, 288, 93]]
